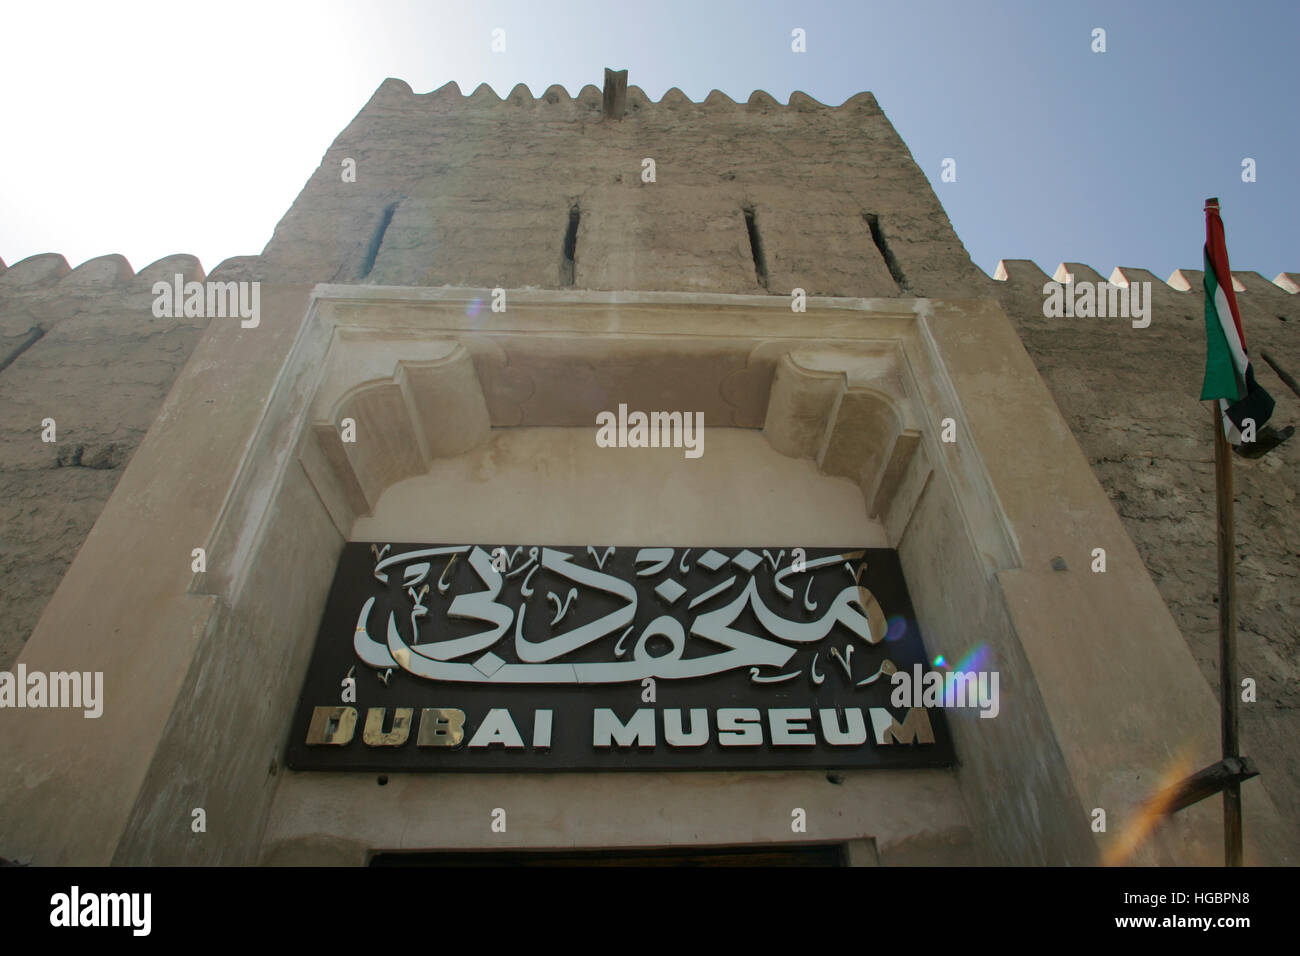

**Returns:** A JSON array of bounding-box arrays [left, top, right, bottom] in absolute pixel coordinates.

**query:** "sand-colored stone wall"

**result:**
[[989, 261, 1299, 831], [0, 252, 210, 669]]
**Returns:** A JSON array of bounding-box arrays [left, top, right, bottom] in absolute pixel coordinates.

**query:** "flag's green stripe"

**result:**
[[1201, 264, 1239, 401]]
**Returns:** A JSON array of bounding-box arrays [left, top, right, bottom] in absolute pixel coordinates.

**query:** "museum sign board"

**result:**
[[286, 543, 955, 771]]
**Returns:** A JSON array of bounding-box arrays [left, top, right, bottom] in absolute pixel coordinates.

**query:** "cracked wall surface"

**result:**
[[989, 261, 1299, 832]]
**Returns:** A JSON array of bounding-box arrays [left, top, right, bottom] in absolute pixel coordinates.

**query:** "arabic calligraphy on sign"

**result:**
[[351, 544, 894, 687]]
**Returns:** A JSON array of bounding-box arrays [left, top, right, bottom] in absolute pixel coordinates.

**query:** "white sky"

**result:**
[[1, 1, 490, 272]]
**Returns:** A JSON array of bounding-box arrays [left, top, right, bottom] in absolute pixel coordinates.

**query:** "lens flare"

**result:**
[[885, 616, 907, 642], [954, 643, 991, 673], [1103, 751, 1195, 866], [466, 297, 484, 316], [932, 655, 946, 667]]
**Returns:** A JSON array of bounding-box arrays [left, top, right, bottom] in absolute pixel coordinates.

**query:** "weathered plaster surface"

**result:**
[[990, 261, 1300, 841], [0, 254, 209, 670]]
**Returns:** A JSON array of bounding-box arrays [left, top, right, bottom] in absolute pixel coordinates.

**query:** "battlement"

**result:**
[[991, 258, 1298, 298], [0, 252, 206, 293], [363, 76, 882, 114]]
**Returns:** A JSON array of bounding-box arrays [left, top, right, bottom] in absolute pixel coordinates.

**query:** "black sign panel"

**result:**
[[285, 544, 955, 771]]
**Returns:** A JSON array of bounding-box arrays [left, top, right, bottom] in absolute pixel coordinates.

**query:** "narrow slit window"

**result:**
[[561, 204, 580, 286], [863, 212, 907, 292], [360, 203, 397, 279], [743, 206, 768, 289]]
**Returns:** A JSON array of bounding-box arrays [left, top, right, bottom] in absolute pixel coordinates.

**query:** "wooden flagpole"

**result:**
[[1212, 400, 1243, 866], [1145, 200, 1259, 865]]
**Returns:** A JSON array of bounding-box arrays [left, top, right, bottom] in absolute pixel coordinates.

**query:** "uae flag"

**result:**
[[1200, 197, 1273, 441]]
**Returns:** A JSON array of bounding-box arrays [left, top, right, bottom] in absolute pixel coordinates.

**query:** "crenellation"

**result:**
[[0, 252, 70, 289], [1108, 266, 1161, 288], [786, 90, 821, 111], [467, 81, 502, 105], [135, 253, 205, 286], [542, 83, 571, 106], [658, 86, 692, 109], [62, 253, 134, 287], [1172, 269, 1209, 293], [624, 85, 650, 111], [1053, 261, 1105, 284], [505, 82, 533, 106], [993, 257, 1298, 296], [359, 77, 890, 113], [1233, 270, 1298, 301], [992, 258, 1049, 283], [370, 76, 415, 105]]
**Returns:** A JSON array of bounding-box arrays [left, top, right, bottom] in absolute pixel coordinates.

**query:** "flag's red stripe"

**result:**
[[1205, 206, 1246, 347]]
